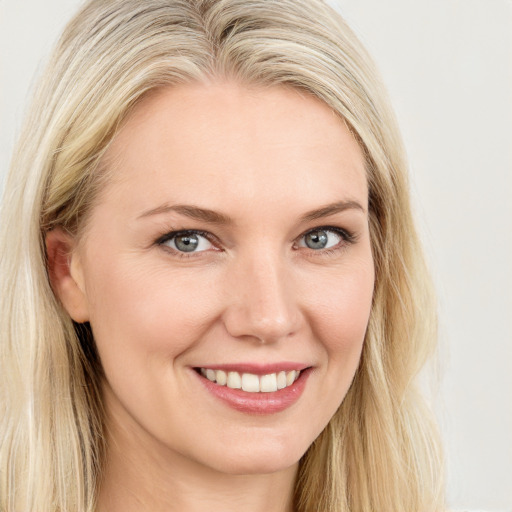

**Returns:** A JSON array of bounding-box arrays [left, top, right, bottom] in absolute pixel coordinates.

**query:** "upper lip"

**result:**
[[193, 362, 311, 375]]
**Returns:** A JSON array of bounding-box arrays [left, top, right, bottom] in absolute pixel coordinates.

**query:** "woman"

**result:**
[[0, 0, 444, 510]]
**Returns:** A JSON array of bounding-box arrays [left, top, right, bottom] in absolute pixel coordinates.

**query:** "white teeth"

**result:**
[[227, 371, 242, 389], [277, 371, 287, 390], [199, 368, 303, 393], [242, 373, 260, 392], [260, 373, 278, 392], [215, 369, 227, 386]]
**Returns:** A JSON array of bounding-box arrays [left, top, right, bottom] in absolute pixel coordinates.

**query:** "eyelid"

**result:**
[[301, 225, 354, 240], [156, 229, 220, 254], [294, 225, 356, 251], [154, 225, 356, 257]]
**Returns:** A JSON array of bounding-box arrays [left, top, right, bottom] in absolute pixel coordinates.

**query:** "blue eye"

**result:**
[[298, 228, 343, 250], [160, 231, 214, 253]]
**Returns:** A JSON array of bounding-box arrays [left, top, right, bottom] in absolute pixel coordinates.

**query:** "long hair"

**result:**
[[0, 0, 444, 510]]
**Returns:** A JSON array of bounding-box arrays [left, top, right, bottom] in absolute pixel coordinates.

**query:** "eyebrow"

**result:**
[[138, 204, 232, 224], [138, 199, 365, 224], [299, 200, 366, 222]]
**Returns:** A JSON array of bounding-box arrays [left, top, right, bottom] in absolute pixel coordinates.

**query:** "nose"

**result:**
[[221, 251, 302, 344]]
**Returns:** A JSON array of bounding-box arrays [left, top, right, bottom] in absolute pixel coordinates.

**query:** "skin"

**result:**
[[47, 81, 375, 512]]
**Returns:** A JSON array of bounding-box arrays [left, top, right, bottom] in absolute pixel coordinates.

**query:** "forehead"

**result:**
[[98, 81, 367, 220]]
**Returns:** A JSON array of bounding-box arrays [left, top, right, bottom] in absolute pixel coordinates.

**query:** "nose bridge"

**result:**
[[222, 247, 300, 343]]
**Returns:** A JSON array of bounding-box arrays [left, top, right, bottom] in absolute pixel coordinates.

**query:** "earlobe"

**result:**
[[45, 228, 90, 323]]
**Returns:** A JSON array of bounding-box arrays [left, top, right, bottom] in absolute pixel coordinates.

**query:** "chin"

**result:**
[[193, 436, 308, 476]]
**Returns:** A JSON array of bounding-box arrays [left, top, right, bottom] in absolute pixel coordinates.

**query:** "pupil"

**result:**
[[306, 230, 328, 249], [175, 234, 199, 252]]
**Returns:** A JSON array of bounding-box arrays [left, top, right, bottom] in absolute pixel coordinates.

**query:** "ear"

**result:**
[[46, 228, 90, 323]]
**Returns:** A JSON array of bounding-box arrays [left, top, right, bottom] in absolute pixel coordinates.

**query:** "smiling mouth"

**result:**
[[196, 368, 302, 393]]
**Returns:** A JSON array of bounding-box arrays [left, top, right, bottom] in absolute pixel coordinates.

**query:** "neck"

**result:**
[[96, 410, 298, 512]]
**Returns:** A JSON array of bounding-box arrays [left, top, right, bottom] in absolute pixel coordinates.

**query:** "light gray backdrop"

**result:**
[[1, 0, 511, 510]]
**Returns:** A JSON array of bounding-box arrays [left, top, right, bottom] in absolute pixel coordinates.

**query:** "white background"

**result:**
[[1, 1, 511, 510]]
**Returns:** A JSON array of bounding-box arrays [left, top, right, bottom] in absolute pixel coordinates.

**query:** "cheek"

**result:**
[[303, 257, 374, 354], [301, 255, 374, 417], [288, 255, 374, 441], [82, 254, 224, 367]]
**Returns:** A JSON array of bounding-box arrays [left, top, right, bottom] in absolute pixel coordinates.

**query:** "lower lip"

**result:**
[[194, 368, 311, 415]]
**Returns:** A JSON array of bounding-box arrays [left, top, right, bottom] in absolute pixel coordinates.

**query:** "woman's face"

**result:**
[[62, 82, 374, 475]]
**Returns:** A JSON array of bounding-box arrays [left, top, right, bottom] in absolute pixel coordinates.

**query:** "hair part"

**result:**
[[0, 1, 444, 510]]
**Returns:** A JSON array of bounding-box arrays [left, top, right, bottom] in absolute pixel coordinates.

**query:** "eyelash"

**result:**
[[295, 225, 356, 256], [155, 226, 356, 259], [156, 229, 218, 258]]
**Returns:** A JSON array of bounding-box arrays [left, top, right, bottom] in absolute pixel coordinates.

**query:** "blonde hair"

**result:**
[[0, 0, 444, 510]]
